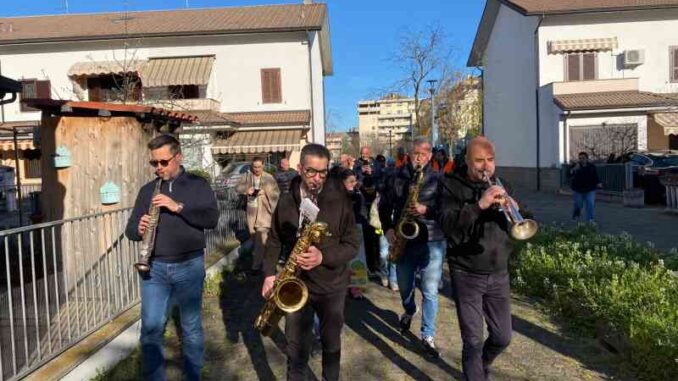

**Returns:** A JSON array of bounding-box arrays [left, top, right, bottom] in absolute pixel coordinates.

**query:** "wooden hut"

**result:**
[[23, 100, 196, 285], [25, 100, 196, 221]]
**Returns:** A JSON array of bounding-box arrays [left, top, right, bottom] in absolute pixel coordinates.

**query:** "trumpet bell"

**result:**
[[511, 219, 538, 241], [274, 277, 309, 314]]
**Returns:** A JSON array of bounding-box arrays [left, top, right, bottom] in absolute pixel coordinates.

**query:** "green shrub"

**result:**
[[512, 226, 678, 381]]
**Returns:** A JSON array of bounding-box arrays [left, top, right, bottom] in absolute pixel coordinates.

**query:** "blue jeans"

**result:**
[[378, 235, 397, 285], [396, 240, 445, 338], [141, 255, 206, 381], [573, 191, 596, 221]]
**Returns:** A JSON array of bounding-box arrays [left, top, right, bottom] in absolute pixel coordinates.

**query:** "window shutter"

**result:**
[[583, 53, 596, 80], [271, 69, 281, 103], [673, 48, 678, 82], [261, 69, 271, 103], [88, 77, 101, 102], [36, 80, 51, 99], [261, 68, 282, 104], [567, 54, 580, 81]]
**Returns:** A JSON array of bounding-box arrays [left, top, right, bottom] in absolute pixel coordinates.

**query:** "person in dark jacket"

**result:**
[[125, 134, 219, 381], [438, 136, 518, 381], [570, 151, 602, 222], [274, 158, 298, 194], [262, 143, 359, 381], [379, 137, 445, 359]]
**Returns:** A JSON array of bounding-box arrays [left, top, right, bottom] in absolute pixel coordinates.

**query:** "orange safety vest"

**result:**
[[395, 155, 410, 168], [432, 159, 454, 174]]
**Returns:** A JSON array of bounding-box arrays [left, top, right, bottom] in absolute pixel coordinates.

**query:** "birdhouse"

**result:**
[[99, 181, 121, 205], [53, 145, 72, 168]]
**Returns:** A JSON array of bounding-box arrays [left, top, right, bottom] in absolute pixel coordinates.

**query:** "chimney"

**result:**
[[303, 0, 313, 4]]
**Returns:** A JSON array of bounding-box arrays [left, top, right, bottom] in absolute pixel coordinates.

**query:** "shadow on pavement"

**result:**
[[511, 314, 630, 381], [344, 295, 463, 380]]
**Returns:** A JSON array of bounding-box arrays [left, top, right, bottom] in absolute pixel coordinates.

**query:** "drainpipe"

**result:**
[[534, 14, 545, 191], [475, 66, 485, 135], [306, 30, 316, 143]]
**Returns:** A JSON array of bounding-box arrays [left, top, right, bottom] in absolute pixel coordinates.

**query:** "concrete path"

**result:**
[[516, 190, 677, 252]]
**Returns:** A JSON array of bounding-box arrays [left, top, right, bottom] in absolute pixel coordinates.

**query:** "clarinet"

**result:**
[[135, 178, 162, 272]]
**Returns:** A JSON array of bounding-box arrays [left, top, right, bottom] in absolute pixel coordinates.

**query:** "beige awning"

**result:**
[[141, 56, 215, 87], [67, 60, 146, 77], [653, 113, 678, 135], [212, 129, 302, 154], [548, 37, 618, 54], [0, 139, 35, 151]]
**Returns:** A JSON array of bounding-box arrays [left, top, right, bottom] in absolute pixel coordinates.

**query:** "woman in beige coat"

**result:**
[[237, 157, 280, 274]]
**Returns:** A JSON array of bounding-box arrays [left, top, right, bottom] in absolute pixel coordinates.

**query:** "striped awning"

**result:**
[[212, 129, 302, 154], [141, 56, 215, 87], [548, 37, 618, 54], [67, 60, 146, 77], [0, 139, 35, 151], [653, 113, 678, 135]]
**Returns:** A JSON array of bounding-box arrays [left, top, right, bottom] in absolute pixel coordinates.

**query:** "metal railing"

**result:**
[[205, 186, 247, 253], [0, 186, 246, 381], [560, 163, 630, 193], [0, 208, 139, 381]]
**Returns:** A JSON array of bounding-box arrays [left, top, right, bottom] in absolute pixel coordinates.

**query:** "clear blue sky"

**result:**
[[1, 0, 485, 132]]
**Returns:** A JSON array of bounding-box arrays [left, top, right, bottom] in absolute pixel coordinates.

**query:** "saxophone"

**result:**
[[388, 165, 425, 263], [135, 178, 162, 272], [254, 221, 330, 337]]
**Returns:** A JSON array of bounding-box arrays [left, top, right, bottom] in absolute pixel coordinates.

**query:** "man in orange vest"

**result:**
[[432, 147, 454, 175]]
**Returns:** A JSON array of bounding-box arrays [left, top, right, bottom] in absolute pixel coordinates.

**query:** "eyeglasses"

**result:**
[[302, 166, 328, 179], [149, 154, 176, 168]]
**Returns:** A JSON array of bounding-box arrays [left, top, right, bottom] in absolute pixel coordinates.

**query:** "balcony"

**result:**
[[145, 98, 221, 112]]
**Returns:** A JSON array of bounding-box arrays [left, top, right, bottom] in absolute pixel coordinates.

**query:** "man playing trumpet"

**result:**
[[438, 137, 526, 381]]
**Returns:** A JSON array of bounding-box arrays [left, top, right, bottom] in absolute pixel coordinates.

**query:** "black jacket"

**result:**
[[379, 162, 443, 244], [570, 163, 600, 193], [437, 165, 514, 274], [274, 169, 298, 193], [263, 176, 360, 294], [125, 169, 219, 263]]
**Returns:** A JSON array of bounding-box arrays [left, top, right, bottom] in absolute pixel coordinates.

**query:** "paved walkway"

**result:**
[[516, 190, 677, 252]]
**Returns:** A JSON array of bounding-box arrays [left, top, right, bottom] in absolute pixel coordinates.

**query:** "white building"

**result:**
[[358, 95, 416, 149], [0, 2, 333, 175], [469, 0, 678, 191]]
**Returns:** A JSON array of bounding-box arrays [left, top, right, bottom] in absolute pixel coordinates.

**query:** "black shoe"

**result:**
[[421, 336, 439, 359], [399, 307, 417, 334]]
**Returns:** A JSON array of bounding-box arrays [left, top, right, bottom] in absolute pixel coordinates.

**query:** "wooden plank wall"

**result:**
[[39, 115, 154, 288]]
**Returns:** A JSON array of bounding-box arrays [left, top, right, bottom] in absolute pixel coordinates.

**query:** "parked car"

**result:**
[[220, 161, 277, 188], [623, 151, 678, 204]]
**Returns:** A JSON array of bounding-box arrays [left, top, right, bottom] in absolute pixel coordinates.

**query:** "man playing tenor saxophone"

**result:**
[[378, 137, 445, 358], [261, 143, 359, 381], [125, 134, 219, 381]]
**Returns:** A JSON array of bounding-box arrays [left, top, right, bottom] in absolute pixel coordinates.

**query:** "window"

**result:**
[[87, 74, 141, 102], [169, 85, 200, 99], [671, 47, 678, 82], [20, 79, 51, 112], [261, 68, 282, 104], [564, 53, 597, 81], [23, 159, 41, 179]]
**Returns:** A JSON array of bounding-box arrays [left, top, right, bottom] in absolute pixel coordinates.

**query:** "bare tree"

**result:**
[[390, 25, 453, 136]]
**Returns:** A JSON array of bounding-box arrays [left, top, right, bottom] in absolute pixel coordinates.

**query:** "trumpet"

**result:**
[[483, 171, 538, 240]]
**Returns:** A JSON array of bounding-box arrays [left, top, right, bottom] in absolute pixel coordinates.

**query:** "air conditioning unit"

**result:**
[[624, 49, 645, 66]]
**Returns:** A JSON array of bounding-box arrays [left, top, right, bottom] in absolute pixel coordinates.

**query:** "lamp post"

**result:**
[[427, 79, 438, 147]]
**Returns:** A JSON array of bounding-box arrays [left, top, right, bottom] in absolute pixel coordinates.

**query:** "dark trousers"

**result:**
[[451, 270, 512, 381], [361, 223, 379, 273], [285, 290, 346, 381]]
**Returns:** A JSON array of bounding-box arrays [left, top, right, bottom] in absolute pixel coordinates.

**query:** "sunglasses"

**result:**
[[302, 166, 329, 179], [149, 154, 177, 168]]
